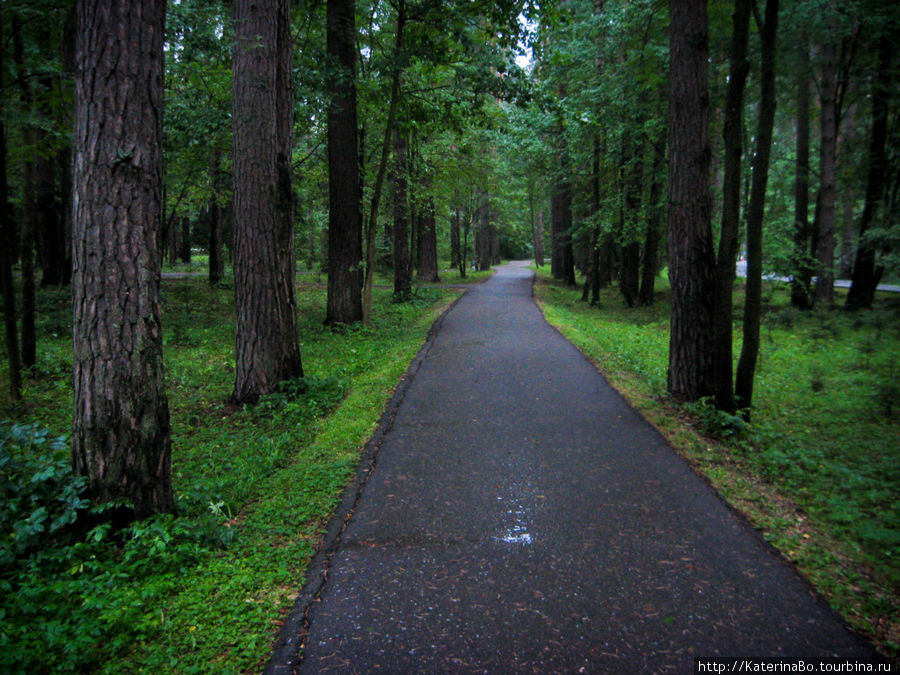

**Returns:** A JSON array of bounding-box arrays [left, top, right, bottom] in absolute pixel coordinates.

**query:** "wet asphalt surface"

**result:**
[[266, 261, 877, 673]]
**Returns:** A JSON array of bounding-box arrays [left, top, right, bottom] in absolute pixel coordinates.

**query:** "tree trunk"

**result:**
[[231, 0, 303, 404], [535, 208, 545, 269], [620, 133, 645, 308], [0, 10, 21, 401], [450, 205, 461, 270], [362, 4, 404, 324], [640, 132, 667, 306], [790, 38, 812, 309], [391, 127, 411, 298], [712, 0, 751, 412], [735, 0, 779, 412], [418, 198, 440, 283], [72, 0, 173, 517], [477, 192, 492, 272], [583, 136, 600, 303], [325, 0, 363, 325], [12, 18, 37, 369], [814, 15, 838, 308], [178, 217, 191, 263], [666, 0, 715, 402], [208, 151, 225, 284], [846, 31, 892, 310]]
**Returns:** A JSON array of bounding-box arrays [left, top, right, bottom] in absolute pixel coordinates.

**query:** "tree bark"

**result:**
[[790, 38, 812, 309], [846, 31, 892, 310], [712, 0, 751, 412], [325, 0, 363, 325], [72, 0, 173, 517], [535, 208, 545, 269], [450, 205, 461, 270], [735, 0, 779, 412], [666, 0, 715, 402], [391, 127, 411, 298], [640, 132, 666, 306], [231, 0, 303, 403], [0, 9, 21, 401], [814, 12, 838, 308], [418, 197, 440, 283], [208, 150, 226, 284]]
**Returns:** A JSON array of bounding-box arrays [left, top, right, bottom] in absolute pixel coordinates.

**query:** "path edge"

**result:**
[[262, 291, 466, 675]]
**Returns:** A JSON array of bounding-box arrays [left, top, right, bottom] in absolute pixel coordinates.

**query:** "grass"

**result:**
[[533, 266, 899, 658], [0, 276, 459, 673]]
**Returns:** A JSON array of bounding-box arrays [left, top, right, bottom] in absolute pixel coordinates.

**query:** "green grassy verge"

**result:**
[[533, 267, 899, 658], [1, 280, 458, 673]]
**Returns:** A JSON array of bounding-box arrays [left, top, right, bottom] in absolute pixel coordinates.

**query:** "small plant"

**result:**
[[872, 363, 900, 418], [683, 398, 749, 440], [809, 365, 826, 392]]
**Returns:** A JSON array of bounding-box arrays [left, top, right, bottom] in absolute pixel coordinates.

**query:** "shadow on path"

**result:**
[[266, 261, 877, 673]]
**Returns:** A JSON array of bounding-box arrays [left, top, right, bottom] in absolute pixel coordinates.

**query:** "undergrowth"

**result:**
[[533, 268, 899, 658], [0, 279, 457, 673]]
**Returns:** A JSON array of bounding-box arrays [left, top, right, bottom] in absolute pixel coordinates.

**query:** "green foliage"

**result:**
[[0, 279, 456, 672], [0, 423, 89, 566]]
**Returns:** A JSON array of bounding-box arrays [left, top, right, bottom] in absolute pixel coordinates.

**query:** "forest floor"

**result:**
[[267, 261, 883, 673]]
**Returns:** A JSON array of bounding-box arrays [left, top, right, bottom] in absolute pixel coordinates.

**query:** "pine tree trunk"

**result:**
[[231, 0, 303, 403], [846, 32, 892, 310], [391, 128, 411, 297], [418, 198, 440, 282], [735, 0, 779, 412], [640, 132, 667, 307], [814, 19, 838, 308], [208, 151, 225, 285], [72, 0, 173, 517], [790, 38, 812, 309], [325, 0, 363, 325], [0, 10, 21, 400], [666, 0, 715, 402], [712, 0, 751, 412]]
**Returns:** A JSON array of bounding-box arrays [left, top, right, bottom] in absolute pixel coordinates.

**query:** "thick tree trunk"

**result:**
[[231, 0, 303, 403], [790, 38, 812, 309], [72, 0, 173, 517], [735, 0, 779, 413], [666, 0, 715, 402], [325, 0, 363, 325], [814, 19, 838, 308], [846, 32, 892, 310], [620, 133, 645, 308], [712, 0, 751, 412], [392, 128, 411, 298]]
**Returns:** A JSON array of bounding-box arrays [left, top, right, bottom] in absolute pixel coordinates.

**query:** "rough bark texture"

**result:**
[[814, 19, 838, 308], [846, 32, 892, 310], [712, 0, 751, 412], [790, 39, 812, 309], [325, 0, 363, 325], [231, 0, 303, 403], [666, 0, 715, 402], [391, 128, 411, 297], [72, 0, 173, 517], [735, 0, 778, 412]]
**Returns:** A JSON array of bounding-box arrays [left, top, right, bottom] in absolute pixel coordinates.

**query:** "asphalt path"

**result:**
[[266, 261, 877, 673]]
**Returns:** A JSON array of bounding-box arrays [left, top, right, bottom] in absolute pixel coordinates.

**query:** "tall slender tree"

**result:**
[[71, 0, 173, 517], [735, 0, 780, 412], [325, 0, 363, 325], [231, 0, 303, 403], [666, 0, 715, 401]]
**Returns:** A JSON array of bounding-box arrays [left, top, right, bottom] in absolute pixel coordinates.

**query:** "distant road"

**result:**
[[735, 260, 900, 293]]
